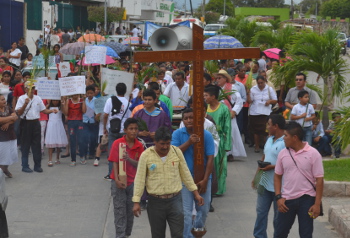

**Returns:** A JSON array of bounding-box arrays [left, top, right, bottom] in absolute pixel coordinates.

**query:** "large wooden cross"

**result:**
[[134, 24, 259, 183]]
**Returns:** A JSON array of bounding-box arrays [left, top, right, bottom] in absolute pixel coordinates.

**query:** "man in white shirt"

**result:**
[[163, 71, 190, 113], [15, 82, 58, 173], [131, 26, 139, 37], [103, 82, 131, 179]]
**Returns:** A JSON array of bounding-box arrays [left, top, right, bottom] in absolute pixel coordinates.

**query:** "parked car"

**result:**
[[0, 168, 9, 237], [337, 32, 347, 55], [204, 24, 227, 36]]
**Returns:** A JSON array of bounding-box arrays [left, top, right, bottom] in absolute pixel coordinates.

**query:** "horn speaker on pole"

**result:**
[[149, 26, 193, 51]]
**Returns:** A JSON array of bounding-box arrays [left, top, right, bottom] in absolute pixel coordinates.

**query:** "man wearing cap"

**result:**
[[15, 82, 58, 173], [215, 70, 246, 161]]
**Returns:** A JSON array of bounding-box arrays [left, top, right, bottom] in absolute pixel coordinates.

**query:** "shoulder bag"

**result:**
[[109, 101, 130, 134], [287, 148, 324, 216]]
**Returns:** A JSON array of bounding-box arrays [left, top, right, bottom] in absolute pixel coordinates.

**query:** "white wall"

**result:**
[[108, 0, 141, 17], [26, 30, 41, 56]]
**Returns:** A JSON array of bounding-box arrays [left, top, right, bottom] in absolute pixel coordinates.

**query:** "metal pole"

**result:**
[[104, 0, 107, 34], [202, 0, 206, 19], [189, 0, 193, 16]]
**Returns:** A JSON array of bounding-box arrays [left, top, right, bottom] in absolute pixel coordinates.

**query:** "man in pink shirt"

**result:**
[[274, 121, 324, 238]]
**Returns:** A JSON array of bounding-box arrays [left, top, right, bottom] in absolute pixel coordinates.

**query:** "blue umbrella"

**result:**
[[100, 42, 128, 54], [81, 45, 119, 58], [204, 35, 244, 49]]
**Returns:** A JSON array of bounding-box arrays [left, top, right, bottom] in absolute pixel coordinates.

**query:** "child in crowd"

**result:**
[[93, 113, 107, 166], [62, 94, 86, 166], [133, 89, 171, 148], [24, 53, 33, 67], [109, 118, 144, 238], [45, 100, 68, 166], [81, 85, 98, 160], [324, 112, 342, 158], [290, 90, 315, 145], [311, 112, 328, 156]]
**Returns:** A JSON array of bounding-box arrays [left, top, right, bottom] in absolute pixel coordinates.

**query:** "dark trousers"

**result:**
[[111, 181, 134, 238], [67, 120, 84, 161], [242, 107, 250, 140], [20, 119, 42, 169], [147, 193, 184, 238], [81, 122, 99, 157], [274, 195, 315, 238]]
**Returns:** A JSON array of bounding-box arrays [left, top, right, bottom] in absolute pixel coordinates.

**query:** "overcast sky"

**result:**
[[174, 0, 301, 11]]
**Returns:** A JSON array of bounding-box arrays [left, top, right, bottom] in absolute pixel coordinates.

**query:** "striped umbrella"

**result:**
[[204, 35, 244, 49]]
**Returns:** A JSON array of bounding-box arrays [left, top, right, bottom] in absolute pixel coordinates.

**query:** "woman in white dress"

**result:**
[[7, 42, 22, 68], [45, 100, 68, 166]]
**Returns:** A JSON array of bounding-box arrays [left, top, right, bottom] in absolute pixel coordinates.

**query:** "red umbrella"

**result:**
[[77, 55, 116, 66], [264, 48, 281, 59]]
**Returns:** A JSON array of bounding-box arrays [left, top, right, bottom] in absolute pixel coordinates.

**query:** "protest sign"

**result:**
[[84, 46, 107, 64], [58, 62, 71, 77], [101, 68, 133, 97], [59, 76, 86, 96], [36, 79, 61, 100], [94, 96, 110, 114]]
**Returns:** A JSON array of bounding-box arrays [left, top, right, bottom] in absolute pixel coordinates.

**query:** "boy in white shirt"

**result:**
[[290, 90, 315, 145]]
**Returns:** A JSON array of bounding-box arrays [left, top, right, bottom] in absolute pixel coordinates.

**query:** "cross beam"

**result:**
[[134, 24, 260, 183]]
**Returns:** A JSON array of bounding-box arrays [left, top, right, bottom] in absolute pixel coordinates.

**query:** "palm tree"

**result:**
[[274, 29, 348, 128], [221, 16, 268, 46], [251, 25, 297, 50]]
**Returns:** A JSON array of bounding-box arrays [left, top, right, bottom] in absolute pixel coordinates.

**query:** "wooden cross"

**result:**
[[134, 24, 260, 183]]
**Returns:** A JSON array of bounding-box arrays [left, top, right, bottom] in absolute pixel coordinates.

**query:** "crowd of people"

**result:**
[[0, 41, 343, 237]]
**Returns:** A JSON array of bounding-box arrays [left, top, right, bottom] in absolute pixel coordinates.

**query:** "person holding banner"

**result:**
[[62, 94, 87, 166], [15, 82, 58, 173]]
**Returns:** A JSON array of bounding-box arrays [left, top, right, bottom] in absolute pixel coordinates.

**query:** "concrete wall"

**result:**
[[109, 0, 141, 17], [235, 7, 290, 22], [26, 30, 41, 56]]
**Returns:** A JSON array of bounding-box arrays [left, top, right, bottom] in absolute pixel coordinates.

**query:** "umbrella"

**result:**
[[100, 42, 128, 54], [77, 55, 116, 66], [204, 35, 244, 49], [59, 42, 91, 55], [78, 34, 106, 43], [122, 37, 148, 45], [263, 48, 281, 60], [81, 45, 119, 58]]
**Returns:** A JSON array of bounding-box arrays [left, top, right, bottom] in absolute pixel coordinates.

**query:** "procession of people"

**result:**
[[0, 27, 337, 237]]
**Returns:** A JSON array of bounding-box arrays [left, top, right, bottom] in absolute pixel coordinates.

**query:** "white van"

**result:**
[[204, 24, 227, 36]]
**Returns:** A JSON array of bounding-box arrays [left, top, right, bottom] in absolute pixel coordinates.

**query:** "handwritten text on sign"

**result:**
[[84, 46, 107, 64], [94, 96, 110, 114], [59, 76, 86, 96], [101, 68, 133, 97], [36, 79, 61, 100]]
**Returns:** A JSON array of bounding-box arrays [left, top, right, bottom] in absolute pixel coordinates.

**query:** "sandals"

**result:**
[[48, 161, 54, 167], [55, 160, 61, 165], [4, 170, 12, 178], [254, 149, 260, 153], [61, 153, 70, 158]]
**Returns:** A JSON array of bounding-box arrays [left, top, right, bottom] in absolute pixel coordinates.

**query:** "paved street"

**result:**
[[5, 145, 340, 238]]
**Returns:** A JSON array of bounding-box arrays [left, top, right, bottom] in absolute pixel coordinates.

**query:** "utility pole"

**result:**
[[189, 0, 193, 16], [104, 0, 107, 34], [291, 0, 294, 20], [224, 0, 226, 16]]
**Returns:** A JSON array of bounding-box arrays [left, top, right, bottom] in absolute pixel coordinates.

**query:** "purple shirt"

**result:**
[[275, 142, 324, 200], [133, 108, 172, 147]]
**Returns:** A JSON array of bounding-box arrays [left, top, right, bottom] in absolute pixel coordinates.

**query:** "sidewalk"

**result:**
[[5, 147, 340, 238]]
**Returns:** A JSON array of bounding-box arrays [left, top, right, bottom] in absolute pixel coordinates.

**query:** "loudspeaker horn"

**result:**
[[172, 26, 192, 49], [149, 27, 179, 51]]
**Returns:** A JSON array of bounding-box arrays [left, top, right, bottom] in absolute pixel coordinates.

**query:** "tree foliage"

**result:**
[[320, 0, 350, 18], [232, 0, 284, 7], [251, 25, 297, 50], [298, 0, 322, 15], [221, 16, 269, 46], [274, 29, 348, 128], [193, 9, 221, 24], [205, 0, 235, 16], [87, 6, 124, 24]]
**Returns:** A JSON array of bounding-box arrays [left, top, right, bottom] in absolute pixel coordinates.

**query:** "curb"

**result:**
[[324, 181, 350, 197], [329, 204, 350, 238]]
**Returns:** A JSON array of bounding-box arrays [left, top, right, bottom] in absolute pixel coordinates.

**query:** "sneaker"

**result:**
[[80, 157, 86, 165], [93, 159, 99, 166], [69, 161, 76, 167], [104, 175, 111, 181]]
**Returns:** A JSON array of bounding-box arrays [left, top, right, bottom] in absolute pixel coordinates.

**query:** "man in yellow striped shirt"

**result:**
[[132, 127, 204, 238]]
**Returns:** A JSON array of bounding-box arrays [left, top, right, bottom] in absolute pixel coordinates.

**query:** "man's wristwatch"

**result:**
[[275, 194, 282, 201]]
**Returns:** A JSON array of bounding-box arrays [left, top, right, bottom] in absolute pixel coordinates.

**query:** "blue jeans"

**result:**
[[253, 185, 278, 238], [108, 129, 124, 174], [81, 122, 99, 157], [67, 120, 84, 162], [303, 126, 312, 146], [325, 134, 341, 157], [274, 195, 315, 238], [182, 179, 211, 238], [315, 135, 332, 155]]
